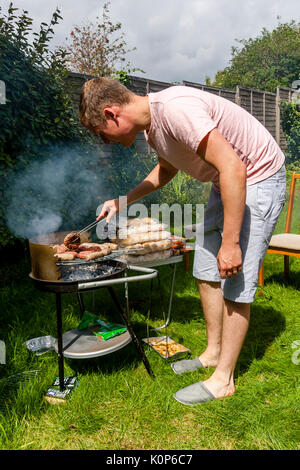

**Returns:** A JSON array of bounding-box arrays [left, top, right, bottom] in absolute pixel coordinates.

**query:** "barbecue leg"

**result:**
[[56, 293, 65, 391], [107, 286, 154, 378]]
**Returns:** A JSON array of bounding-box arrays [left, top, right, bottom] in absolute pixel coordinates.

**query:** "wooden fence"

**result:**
[[66, 72, 294, 158]]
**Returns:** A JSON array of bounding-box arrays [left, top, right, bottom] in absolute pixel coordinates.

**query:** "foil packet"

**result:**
[[143, 336, 191, 359], [25, 336, 56, 356]]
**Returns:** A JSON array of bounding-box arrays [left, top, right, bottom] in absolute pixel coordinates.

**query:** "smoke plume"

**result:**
[[5, 144, 108, 240]]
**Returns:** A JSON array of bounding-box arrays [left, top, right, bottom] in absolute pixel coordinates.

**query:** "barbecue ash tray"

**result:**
[[142, 336, 191, 360]]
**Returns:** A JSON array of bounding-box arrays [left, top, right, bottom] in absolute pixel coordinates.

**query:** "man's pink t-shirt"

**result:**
[[144, 86, 285, 187]]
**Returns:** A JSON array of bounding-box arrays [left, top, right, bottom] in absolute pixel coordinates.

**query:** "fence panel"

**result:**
[[183, 81, 236, 103], [126, 76, 148, 96], [252, 90, 264, 123]]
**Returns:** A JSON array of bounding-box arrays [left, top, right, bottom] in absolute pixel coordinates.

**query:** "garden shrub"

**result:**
[[0, 4, 100, 247], [280, 101, 300, 167]]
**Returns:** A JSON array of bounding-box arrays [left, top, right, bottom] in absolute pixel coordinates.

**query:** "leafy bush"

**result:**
[[213, 20, 300, 92], [0, 4, 83, 167], [0, 3, 99, 247], [280, 101, 300, 165], [106, 144, 155, 200]]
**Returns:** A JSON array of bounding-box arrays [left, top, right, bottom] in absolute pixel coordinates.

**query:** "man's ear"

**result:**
[[103, 108, 115, 120], [103, 105, 120, 121]]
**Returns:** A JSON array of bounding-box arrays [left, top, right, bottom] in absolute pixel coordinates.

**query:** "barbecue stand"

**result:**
[[29, 261, 158, 391], [138, 254, 184, 330]]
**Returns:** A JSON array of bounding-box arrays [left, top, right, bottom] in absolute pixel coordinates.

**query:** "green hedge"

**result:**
[[0, 4, 99, 248], [280, 101, 300, 167]]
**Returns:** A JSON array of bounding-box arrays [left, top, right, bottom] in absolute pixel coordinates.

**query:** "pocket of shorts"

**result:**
[[257, 179, 286, 221], [263, 200, 285, 244]]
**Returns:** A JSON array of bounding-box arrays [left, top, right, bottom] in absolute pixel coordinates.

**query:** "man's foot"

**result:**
[[171, 350, 220, 375], [173, 375, 235, 406], [171, 357, 204, 375], [201, 374, 235, 400], [173, 381, 216, 405], [198, 351, 219, 368]]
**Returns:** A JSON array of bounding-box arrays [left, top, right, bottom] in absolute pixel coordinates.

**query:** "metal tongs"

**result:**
[[78, 216, 107, 235]]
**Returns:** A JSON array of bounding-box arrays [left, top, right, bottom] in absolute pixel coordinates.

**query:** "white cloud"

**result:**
[[1, 0, 299, 84]]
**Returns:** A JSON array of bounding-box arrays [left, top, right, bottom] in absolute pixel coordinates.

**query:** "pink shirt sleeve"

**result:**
[[161, 97, 217, 153]]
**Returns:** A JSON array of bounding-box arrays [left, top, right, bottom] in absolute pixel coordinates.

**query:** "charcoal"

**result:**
[[56, 260, 123, 282]]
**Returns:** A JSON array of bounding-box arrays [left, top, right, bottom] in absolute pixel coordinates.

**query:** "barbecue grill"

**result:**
[[28, 233, 158, 391]]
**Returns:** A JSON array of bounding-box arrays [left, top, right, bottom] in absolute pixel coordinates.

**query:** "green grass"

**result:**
[[0, 173, 299, 450]]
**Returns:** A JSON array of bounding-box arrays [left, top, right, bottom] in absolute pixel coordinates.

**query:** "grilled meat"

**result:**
[[78, 244, 112, 260], [102, 242, 118, 250], [54, 251, 78, 260], [55, 244, 69, 254], [76, 251, 105, 260], [64, 232, 81, 250], [78, 243, 102, 252]]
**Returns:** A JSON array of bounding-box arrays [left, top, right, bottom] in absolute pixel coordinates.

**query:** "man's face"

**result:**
[[92, 107, 137, 148]]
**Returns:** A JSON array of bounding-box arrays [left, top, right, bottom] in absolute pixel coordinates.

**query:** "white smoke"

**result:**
[[5, 144, 107, 239]]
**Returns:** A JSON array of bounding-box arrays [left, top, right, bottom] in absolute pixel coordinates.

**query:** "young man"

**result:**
[[79, 77, 286, 405]]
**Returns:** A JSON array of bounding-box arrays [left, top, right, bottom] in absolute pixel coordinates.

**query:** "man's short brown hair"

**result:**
[[79, 77, 133, 131]]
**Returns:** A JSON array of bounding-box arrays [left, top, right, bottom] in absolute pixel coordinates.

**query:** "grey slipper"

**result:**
[[171, 357, 204, 375], [173, 381, 215, 406]]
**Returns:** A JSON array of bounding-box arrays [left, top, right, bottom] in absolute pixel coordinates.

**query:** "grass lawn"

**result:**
[[0, 172, 299, 450]]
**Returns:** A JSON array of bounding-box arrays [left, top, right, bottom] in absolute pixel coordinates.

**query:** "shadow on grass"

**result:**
[[237, 303, 286, 376], [263, 271, 300, 289], [66, 342, 143, 376]]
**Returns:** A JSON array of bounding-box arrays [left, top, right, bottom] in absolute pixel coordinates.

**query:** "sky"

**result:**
[[1, 0, 300, 84]]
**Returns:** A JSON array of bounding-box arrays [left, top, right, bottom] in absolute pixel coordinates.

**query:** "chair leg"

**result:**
[[258, 262, 264, 287], [184, 252, 190, 271], [284, 256, 290, 279]]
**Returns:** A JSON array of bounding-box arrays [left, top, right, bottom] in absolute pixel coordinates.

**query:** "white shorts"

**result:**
[[193, 165, 286, 303]]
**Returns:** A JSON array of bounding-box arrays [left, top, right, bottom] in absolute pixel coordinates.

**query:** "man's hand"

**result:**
[[97, 198, 119, 223], [217, 242, 243, 279]]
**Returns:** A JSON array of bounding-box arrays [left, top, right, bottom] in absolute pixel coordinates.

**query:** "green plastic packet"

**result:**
[[93, 326, 127, 341], [77, 311, 99, 331], [77, 311, 126, 340]]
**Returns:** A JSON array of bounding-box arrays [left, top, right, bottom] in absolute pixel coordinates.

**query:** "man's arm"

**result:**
[[197, 128, 247, 279], [127, 157, 178, 205], [98, 157, 178, 221]]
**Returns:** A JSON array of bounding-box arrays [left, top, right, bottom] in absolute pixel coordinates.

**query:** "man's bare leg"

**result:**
[[197, 280, 224, 368], [202, 299, 250, 398], [173, 285, 250, 404]]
